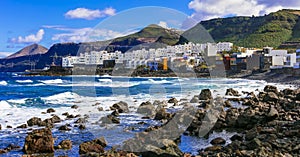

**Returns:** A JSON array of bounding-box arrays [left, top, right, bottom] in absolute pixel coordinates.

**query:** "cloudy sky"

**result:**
[[0, 0, 299, 57]]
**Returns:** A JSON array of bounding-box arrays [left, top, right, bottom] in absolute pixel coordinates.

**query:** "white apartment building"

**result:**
[[268, 50, 296, 69], [217, 42, 233, 52], [62, 56, 78, 68], [294, 49, 300, 68]]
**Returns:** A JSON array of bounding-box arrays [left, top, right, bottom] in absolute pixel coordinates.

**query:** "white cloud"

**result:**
[[158, 21, 169, 29], [10, 29, 45, 44], [65, 7, 116, 20], [48, 26, 133, 43], [0, 52, 13, 58], [188, 0, 300, 21]]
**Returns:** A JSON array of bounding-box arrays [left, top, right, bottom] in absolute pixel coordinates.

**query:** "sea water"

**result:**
[[0, 73, 294, 156]]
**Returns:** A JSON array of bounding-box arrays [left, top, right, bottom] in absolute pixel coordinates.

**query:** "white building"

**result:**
[[62, 56, 77, 68], [294, 49, 300, 68], [268, 49, 296, 69], [217, 42, 233, 52]]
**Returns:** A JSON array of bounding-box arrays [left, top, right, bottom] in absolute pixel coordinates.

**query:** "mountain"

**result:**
[[106, 24, 181, 52], [6, 44, 48, 59], [181, 9, 300, 48]]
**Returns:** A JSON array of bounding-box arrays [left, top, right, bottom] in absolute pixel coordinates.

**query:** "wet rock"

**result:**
[[27, 117, 42, 126], [62, 112, 69, 116], [71, 105, 79, 109], [137, 101, 155, 117], [0, 124, 1, 130], [75, 118, 87, 124], [267, 106, 279, 120], [139, 139, 183, 157], [190, 96, 199, 103], [6, 125, 12, 128], [246, 138, 262, 150], [56, 140, 72, 150], [17, 124, 27, 129], [97, 107, 104, 111], [78, 124, 86, 130], [168, 97, 178, 105], [111, 101, 129, 113], [46, 108, 55, 113], [153, 100, 168, 108], [66, 114, 75, 119], [23, 128, 54, 154], [224, 100, 232, 108], [154, 108, 172, 121], [204, 145, 223, 152], [111, 110, 119, 117], [199, 89, 213, 100], [100, 115, 120, 124], [263, 92, 279, 103], [93, 137, 107, 147], [58, 125, 71, 131], [225, 88, 240, 96], [79, 137, 107, 154], [210, 137, 226, 145], [230, 134, 243, 141], [264, 85, 278, 94]]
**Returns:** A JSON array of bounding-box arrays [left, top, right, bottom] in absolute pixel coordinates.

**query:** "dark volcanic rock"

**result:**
[[79, 137, 107, 154], [46, 108, 55, 113], [71, 105, 79, 109], [27, 117, 42, 126], [264, 85, 278, 94], [154, 108, 172, 120], [137, 101, 155, 117], [58, 125, 71, 131], [199, 89, 213, 100], [23, 128, 54, 154], [16, 124, 27, 129], [111, 101, 129, 113], [225, 88, 240, 96], [56, 140, 72, 150], [210, 137, 226, 145]]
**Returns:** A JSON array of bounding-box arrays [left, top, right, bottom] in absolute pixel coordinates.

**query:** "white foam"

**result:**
[[98, 79, 112, 83], [0, 101, 11, 109], [0, 81, 8, 86], [16, 80, 33, 83], [40, 79, 63, 84]]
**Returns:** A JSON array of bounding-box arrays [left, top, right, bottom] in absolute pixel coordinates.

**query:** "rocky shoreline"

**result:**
[[0, 85, 300, 156]]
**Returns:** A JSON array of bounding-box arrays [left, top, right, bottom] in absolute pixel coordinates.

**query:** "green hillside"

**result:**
[[185, 9, 300, 48]]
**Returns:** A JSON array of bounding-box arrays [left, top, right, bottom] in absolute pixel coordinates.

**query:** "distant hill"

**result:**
[[6, 44, 48, 59], [182, 9, 300, 48]]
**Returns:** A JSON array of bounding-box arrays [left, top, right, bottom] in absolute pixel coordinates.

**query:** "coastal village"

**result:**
[[61, 42, 300, 76]]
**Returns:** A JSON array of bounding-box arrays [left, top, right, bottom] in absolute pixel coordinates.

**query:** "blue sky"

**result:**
[[0, 0, 299, 57]]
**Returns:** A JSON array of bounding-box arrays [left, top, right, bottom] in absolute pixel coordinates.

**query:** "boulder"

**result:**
[[27, 117, 42, 126], [111, 110, 120, 117], [79, 137, 107, 154], [225, 88, 240, 96], [46, 108, 55, 113], [204, 145, 223, 152], [264, 85, 278, 94], [263, 92, 279, 103], [190, 96, 199, 103], [71, 105, 79, 109], [0, 124, 1, 130], [17, 124, 27, 129], [267, 106, 279, 120], [140, 139, 183, 157], [75, 118, 87, 124], [23, 128, 54, 154], [56, 140, 72, 150], [210, 137, 226, 145], [137, 102, 155, 117], [230, 134, 243, 141], [154, 108, 172, 120], [199, 89, 213, 100], [78, 124, 86, 130], [58, 125, 71, 131], [100, 115, 120, 124], [111, 101, 129, 113], [168, 98, 178, 104]]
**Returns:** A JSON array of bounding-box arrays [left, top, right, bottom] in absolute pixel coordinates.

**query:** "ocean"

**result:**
[[0, 73, 293, 156]]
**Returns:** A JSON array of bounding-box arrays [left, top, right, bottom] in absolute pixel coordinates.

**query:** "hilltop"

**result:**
[[182, 9, 300, 48], [6, 44, 48, 59]]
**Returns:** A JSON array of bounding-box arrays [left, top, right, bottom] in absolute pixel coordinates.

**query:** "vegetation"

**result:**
[[184, 9, 300, 48]]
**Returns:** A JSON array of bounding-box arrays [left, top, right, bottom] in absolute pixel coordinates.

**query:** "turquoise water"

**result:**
[[0, 73, 278, 156]]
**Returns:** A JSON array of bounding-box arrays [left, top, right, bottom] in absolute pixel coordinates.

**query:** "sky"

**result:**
[[1, 0, 300, 57]]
